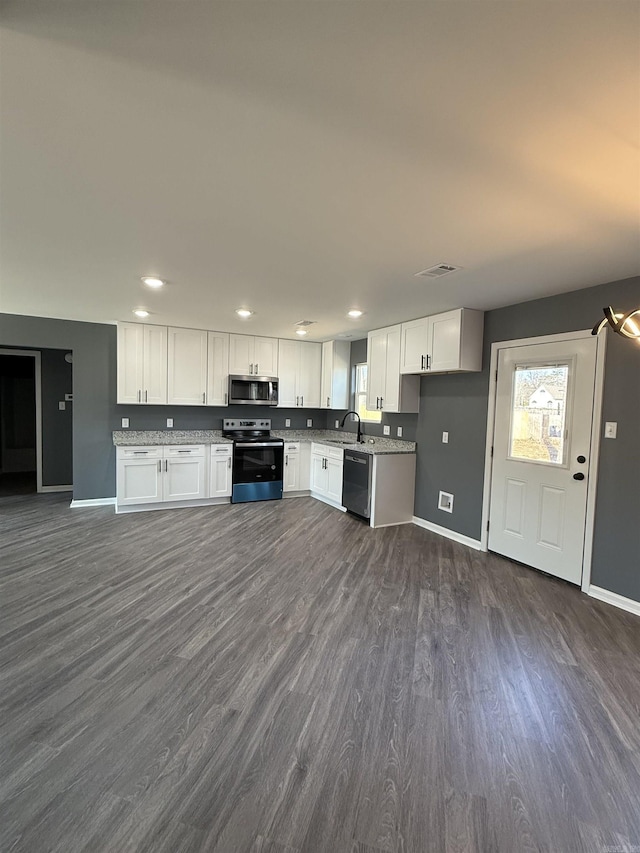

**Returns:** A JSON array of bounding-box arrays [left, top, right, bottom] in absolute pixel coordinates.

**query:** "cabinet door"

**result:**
[[277, 339, 299, 407], [164, 456, 206, 501], [298, 342, 322, 408], [326, 457, 343, 504], [400, 317, 429, 374], [283, 450, 300, 492], [367, 329, 387, 411], [167, 327, 208, 405], [310, 452, 328, 495], [210, 447, 232, 497], [117, 322, 144, 404], [143, 325, 168, 404], [207, 332, 230, 406], [381, 325, 401, 412], [427, 310, 462, 372], [254, 336, 278, 376], [117, 456, 162, 505], [228, 334, 253, 374], [321, 341, 333, 409]]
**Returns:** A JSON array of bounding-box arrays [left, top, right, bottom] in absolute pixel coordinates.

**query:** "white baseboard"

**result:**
[[40, 484, 73, 493], [412, 515, 484, 551], [115, 496, 230, 514], [588, 585, 640, 618], [69, 497, 116, 508]]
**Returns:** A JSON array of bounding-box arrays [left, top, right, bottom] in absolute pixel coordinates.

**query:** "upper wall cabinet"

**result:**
[[367, 325, 419, 413], [117, 322, 167, 404], [228, 334, 278, 377], [207, 331, 230, 407], [400, 308, 484, 375], [321, 340, 350, 409], [167, 327, 208, 405], [277, 339, 322, 408]]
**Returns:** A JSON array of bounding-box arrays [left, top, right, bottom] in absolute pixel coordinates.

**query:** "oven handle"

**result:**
[[234, 441, 283, 449]]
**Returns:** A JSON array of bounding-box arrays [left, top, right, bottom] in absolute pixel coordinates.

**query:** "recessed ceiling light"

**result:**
[[295, 329, 308, 336], [347, 309, 363, 318], [141, 276, 165, 289], [133, 309, 150, 318], [236, 308, 254, 318]]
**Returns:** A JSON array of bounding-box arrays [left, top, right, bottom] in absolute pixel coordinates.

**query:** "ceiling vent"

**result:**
[[414, 263, 462, 278], [295, 319, 316, 327]]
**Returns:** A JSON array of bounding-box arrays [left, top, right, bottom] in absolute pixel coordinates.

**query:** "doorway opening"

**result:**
[[0, 351, 41, 496]]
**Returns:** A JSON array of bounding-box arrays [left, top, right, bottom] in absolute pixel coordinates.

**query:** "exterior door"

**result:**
[[488, 335, 597, 585]]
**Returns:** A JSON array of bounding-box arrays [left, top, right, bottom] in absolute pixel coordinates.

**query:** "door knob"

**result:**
[[577, 455, 586, 464], [573, 472, 585, 480]]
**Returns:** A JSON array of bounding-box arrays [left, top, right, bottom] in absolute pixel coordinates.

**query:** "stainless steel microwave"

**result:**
[[228, 375, 279, 406]]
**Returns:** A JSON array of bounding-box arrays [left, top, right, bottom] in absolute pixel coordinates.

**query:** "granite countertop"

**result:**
[[113, 428, 415, 454]]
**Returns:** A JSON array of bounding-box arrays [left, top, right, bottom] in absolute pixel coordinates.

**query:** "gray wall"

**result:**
[[40, 349, 73, 486], [113, 404, 328, 433], [415, 275, 640, 602]]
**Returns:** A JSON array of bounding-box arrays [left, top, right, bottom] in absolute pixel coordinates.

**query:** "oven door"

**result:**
[[232, 441, 284, 502]]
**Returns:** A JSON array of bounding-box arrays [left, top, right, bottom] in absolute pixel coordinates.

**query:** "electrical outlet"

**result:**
[[285, 418, 291, 427], [58, 401, 66, 411], [442, 431, 449, 444], [604, 421, 617, 439], [335, 420, 340, 429], [121, 417, 129, 428], [383, 425, 390, 436], [166, 418, 174, 428], [306, 419, 312, 428], [397, 426, 403, 438]]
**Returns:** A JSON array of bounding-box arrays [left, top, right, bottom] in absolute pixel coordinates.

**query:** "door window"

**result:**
[[508, 363, 570, 465]]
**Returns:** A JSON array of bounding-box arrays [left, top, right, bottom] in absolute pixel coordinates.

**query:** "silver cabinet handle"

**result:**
[[224, 392, 228, 405], [296, 396, 299, 406], [164, 459, 168, 472], [158, 459, 161, 472], [255, 363, 258, 374], [421, 354, 425, 370], [133, 450, 148, 455], [177, 449, 191, 453], [380, 397, 383, 410], [327, 396, 330, 407], [145, 390, 148, 402], [138, 390, 141, 403], [301, 395, 303, 407], [227, 457, 231, 469], [285, 454, 289, 466], [215, 447, 228, 453], [426, 354, 431, 369], [202, 392, 206, 404]]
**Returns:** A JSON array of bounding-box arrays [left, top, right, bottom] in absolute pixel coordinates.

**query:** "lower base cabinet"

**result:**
[[310, 443, 343, 506], [283, 442, 311, 493], [209, 444, 233, 498], [117, 445, 206, 507]]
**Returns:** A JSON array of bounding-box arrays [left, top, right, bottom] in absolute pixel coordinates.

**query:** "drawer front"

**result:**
[[327, 446, 344, 460], [117, 446, 162, 459], [211, 444, 233, 456], [165, 445, 206, 457], [285, 442, 300, 452]]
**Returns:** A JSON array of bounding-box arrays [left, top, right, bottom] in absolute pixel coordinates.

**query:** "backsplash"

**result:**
[[113, 404, 331, 432]]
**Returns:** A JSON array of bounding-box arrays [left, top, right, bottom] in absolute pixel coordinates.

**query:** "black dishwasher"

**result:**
[[342, 449, 372, 520]]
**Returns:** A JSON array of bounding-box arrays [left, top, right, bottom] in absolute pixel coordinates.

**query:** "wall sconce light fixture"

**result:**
[[592, 306, 640, 340]]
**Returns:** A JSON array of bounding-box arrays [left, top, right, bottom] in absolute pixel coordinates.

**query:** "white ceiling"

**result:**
[[1, 1, 638, 341]]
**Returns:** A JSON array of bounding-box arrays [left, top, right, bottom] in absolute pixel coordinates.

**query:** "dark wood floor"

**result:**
[[1, 494, 640, 853]]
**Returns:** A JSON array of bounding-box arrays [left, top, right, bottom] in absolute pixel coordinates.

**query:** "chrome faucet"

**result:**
[[340, 411, 363, 444]]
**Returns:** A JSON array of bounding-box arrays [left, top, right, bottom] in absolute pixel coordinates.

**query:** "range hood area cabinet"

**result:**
[[321, 340, 350, 410], [367, 325, 420, 413], [117, 322, 168, 404], [228, 334, 278, 377], [277, 339, 322, 408], [400, 308, 484, 375]]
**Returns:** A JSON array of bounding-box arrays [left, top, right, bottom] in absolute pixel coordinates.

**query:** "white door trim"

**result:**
[[0, 348, 43, 492], [480, 329, 607, 591]]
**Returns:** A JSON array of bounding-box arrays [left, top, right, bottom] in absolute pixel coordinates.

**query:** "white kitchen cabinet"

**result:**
[[117, 322, 167, 405], [366, 325, 419, 413], [277, 340, 321, 408], [400, 308, 484, 374], [283, 441, 310, 493], [310, 443, 344, 508], [207, 331, 230, 406], [229, 334, 278, 376], [209, 444, 233, 498], [321, 340, 350, 409], [167, 327, 208, 405], [116, 445, 206, 507]]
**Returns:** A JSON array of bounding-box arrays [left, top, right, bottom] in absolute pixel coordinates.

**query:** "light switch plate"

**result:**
[[442, 431, 449, 444], [306, 419, 312, 428], [285, 418, 291, 427], [58, 401, 66, 411], [166, 418, 174, 428], [604, 421, 617, 439], [397, 426, 403, 437], [121, 418, 129, 428], [383, 425, 390, 436]]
